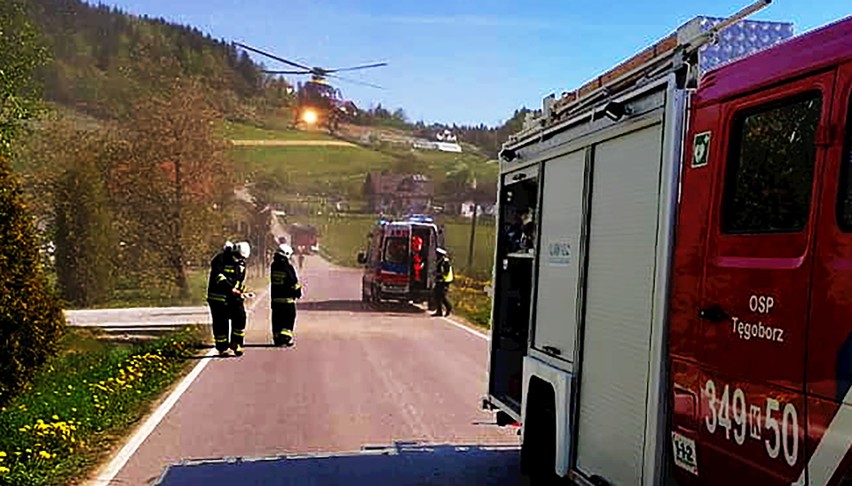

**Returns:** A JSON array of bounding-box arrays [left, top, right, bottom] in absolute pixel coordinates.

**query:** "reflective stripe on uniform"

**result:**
[[232, 331, 245, 337], [217, 274, 228, 282], [214, 336, 229, 343], [272, 297, 296, 304], [207, 294, 227, 302], [294, 283, 302, 289], [278, 329, 294, 337], [442, 265, 454, 283]]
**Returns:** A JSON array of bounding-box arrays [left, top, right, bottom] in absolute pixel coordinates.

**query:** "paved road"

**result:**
[[93, 255, 518, 485], [65, 307, 210, 332]]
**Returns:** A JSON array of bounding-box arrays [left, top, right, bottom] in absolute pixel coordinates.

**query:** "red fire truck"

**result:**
[[483, 2, 852, 484]]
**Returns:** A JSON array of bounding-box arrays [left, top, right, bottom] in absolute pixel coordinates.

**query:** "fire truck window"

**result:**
[[837, 94, 852, 231], [383, 237, 408, 266], [500, 179, 538, 255], [722, 92, 822, 234]]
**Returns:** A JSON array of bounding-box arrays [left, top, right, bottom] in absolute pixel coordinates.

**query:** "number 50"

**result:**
[[764, 398, 798, 466]]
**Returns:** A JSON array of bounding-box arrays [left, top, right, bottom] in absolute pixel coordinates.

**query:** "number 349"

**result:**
[[703, 379, 799, 467]]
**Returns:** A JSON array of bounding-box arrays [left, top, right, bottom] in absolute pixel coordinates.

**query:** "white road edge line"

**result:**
[[440, 316, 489, 341], [87, 291, 269, 485], [87, 348, 216, 485]]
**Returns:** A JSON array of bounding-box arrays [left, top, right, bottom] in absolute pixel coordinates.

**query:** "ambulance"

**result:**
[[482, 2, 852, 484], [358, 215, 445, 306]]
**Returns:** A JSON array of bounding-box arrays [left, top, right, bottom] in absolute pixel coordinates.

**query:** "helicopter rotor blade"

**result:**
[[325, 62, 388, 73], [232, 42, 313, 71], [327, 73, 385, 90], [263, 70, 313, 75]]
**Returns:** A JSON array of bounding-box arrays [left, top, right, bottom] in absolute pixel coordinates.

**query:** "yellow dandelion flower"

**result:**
[[25, 449, 32, 453], [0, 452, 5, 458], [0, 466, 9, 473], [38, 450, 51, 459], [52, 415, 59, 421]]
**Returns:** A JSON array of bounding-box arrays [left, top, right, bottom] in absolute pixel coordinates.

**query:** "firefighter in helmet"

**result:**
[[432, 247, 454, 317], [206, 240, 251, 356], [271, 243, 302, 346]]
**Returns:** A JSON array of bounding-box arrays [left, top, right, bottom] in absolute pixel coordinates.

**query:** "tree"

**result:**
[[46, 124, 119, 307], [0, 0, 47, 155], [115, 78, 234, 300], [0, 0, 64, 404]]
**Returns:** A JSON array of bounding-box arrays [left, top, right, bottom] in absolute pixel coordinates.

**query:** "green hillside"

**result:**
[[228, 120, 499, 207], [29, 0, 291, 120]]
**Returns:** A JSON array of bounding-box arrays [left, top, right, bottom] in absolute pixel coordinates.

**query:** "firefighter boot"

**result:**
[[274, 329, 294, 347], [230, 330, 246, 356]]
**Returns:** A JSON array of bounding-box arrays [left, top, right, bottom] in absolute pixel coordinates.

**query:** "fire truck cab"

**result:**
[[484, 3, 852, 485]]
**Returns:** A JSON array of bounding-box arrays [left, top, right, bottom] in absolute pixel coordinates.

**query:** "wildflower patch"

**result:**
[[0, 327, 202, 485]]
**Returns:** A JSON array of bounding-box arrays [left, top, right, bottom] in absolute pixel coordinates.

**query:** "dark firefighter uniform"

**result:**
[[432, 249, 454, 317], [271, 248, 302, 346], [206, 245, 248, 355]]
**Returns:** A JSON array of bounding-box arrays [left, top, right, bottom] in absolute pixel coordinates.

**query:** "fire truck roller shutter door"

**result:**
[[575, 121, 664, 485], [532, 148, 588, 363]]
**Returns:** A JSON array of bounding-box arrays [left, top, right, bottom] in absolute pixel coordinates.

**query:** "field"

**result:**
[[232, 145, 397, 201], [227, 121, 499, 206], [221, 121, 336, 142]]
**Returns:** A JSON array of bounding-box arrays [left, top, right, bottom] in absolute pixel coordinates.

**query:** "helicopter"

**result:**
[[233, 42, 387, 133]]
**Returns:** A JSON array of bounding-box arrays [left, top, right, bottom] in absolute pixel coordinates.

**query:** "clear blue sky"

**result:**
[[99, 0, 849, 126]]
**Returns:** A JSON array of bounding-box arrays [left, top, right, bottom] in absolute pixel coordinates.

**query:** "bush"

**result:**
[[0, 157, 66, 406]]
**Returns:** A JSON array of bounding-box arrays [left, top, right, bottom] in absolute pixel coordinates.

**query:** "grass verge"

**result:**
[[448, 275, 492, 329], [0, 327, 205, 485]]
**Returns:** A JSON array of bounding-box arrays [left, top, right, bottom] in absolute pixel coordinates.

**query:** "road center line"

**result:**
[[87, 291, 269, 485]]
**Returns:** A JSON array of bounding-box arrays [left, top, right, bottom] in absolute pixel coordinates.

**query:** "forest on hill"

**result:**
[[29, 0, 292, 121]]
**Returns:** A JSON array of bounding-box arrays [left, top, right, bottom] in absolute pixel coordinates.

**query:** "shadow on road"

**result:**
[[298, 300, 424, 315], [154, 443, 521, 486], [186, 344, 290, 359]]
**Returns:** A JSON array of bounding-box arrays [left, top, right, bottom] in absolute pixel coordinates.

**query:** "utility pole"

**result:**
[[467, 201, 477, 271], [466, 174, 478, 272]]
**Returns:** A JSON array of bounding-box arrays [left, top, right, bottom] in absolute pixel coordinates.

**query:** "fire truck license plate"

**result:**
[[672, 431, 698, 475]]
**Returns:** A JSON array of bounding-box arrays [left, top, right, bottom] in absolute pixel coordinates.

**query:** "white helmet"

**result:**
[[223, 240, 235, 253], [276, 243, 293, 259], [236, 241, 251, 259]]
